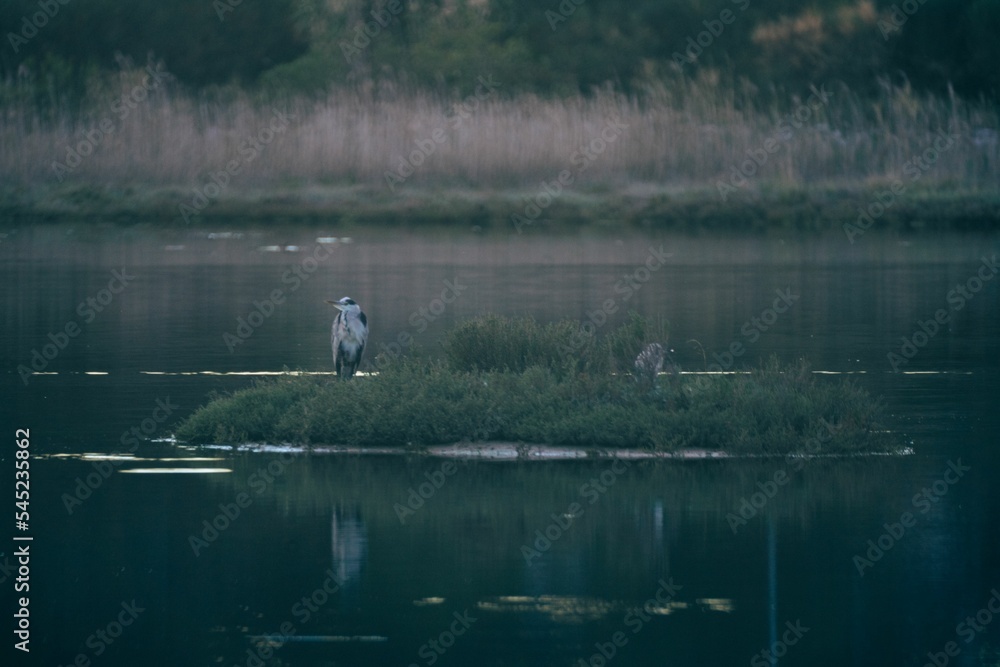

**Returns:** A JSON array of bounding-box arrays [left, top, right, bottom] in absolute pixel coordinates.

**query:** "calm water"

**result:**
[[2, 226, 1000, 667]]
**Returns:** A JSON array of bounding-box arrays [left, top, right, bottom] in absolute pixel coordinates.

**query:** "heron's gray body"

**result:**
[[328, 297, 368, 378], [634, 343, 678, 384], [634, 343, 665, 382]]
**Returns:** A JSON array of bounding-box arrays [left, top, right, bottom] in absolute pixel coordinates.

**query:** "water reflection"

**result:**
[[331, 502, 368, 610], [5, 228, 999, 666], [18, 402, 1000, 666]]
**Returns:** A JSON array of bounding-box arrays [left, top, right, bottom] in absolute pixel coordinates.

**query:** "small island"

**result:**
[[175, 315, 899, 458]]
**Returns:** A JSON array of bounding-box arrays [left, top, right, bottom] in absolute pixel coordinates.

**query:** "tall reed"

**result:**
[[1, 74, 996, 192]]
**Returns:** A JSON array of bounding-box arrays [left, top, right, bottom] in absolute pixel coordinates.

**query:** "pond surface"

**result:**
[[2, 226, 999, 667]]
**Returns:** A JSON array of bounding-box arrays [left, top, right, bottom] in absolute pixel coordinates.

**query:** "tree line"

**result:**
[[2, 0, 997, 101]]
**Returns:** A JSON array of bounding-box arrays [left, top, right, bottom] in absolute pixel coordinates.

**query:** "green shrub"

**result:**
[[443, 311, 669, 377], [443, 314, 584, 374]]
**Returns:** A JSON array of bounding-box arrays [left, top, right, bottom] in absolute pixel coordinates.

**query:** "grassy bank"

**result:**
[[174, 315, 893, 454], [4, 74, 997, 231], [3, 182, 999, 232]]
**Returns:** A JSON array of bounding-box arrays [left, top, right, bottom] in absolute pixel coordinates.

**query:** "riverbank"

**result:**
[[3, 183, 999, 233]]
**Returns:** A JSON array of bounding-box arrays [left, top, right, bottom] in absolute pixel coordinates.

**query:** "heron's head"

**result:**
[[326, 296, 361, 314]]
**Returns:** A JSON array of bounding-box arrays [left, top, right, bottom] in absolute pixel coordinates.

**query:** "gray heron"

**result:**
[[326, 296, 368, 378], [634, 343, 679, 385]]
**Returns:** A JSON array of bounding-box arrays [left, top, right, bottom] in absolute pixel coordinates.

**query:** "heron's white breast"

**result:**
[[334, 313, 368, 345]]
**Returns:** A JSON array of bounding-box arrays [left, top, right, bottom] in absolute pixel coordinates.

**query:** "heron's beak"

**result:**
[[326, 300, 345, 311]]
